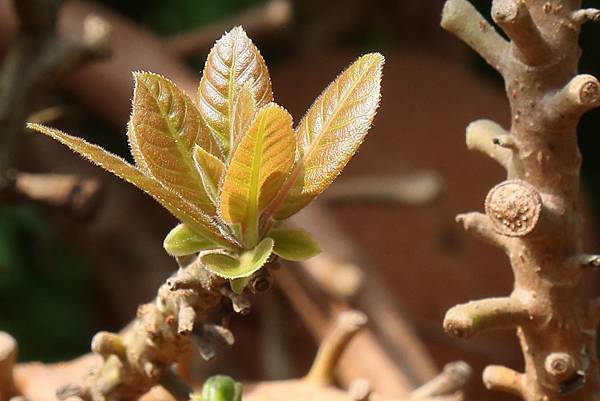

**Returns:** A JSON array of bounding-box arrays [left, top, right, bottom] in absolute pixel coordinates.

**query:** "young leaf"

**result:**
[[230, 83, 257, 155], [198, 26, 273, 155], [269, 53, 384, 220], [163, 223, 221, 257], [201, 237, 274, 280], [219, 104, 295, 247], [27, 123, 235, 249], [129, 72, 221, 215], [269, 228, 321, 261], [193, 145, 225, 205]]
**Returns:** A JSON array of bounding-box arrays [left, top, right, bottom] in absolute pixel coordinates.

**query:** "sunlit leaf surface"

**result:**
[[130, 72, 221, 214], [198, 26, 273, 155], [272, 53, 384, 219], [219, 104, 295, 247], [27, 123, 233, 248]]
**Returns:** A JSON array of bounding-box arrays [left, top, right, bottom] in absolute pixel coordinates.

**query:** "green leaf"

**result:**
[[27, 123, 236, 249], [201, 237, 274, 280], [219, 104, 295, 247], [196, 375, 243, 401], [197, 26, 273, 155], [163, 223, 221, 257], [267, 53, 384, 220], [129, 72, 222, 215], [193, 145, 225, 205], [269, 228, 321, 261]]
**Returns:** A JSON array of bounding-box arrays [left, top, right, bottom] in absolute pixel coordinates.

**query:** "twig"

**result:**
[[0, 171, 103, 218], [320, 172, 442, 205], [305, 311, 368, 385], [165, 0, 291, 59], [0, 0, 111, 185]]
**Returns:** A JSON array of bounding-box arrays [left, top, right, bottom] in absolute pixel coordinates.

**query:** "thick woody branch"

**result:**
[[544, 74, 600, 122], [491, 0, 551, 66], [441, 0, 509, 72], [482, 365, 525, 398], [305, 310, 368, 386], [444, 297, 530, 338], [465, 120, 514, 170], [455, 212, 510, 250]]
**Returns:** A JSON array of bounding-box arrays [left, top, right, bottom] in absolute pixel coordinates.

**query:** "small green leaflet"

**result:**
[[163, 223, 221, 257], [201, 237, 274, 280], [269, 228, 321, 261]]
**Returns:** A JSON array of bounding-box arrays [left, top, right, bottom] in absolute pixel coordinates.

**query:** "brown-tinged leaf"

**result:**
[[193, 145, 225, 205], [219, 104, 295, 247], [230, 83, 257, 155], [197, 26, 273, 155], [27, 123, 236, 248], [129, 72, 222, 215], [270, 53, 384, 219]]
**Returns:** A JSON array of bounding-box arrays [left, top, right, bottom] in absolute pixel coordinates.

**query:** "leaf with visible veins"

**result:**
[[219, 104, 295, 247], [198, 26, 273, 156], [268, 53, 384, 220]]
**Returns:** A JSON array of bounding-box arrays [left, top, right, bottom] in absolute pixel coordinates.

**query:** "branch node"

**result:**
[[483, 365, 525, 397], [545, 74, 600, 121], [484, 180, 542, 237], [444, 297, 530, 338]]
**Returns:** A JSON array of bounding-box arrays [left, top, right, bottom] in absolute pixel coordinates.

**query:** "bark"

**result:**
[[441, 1, 600, 400]]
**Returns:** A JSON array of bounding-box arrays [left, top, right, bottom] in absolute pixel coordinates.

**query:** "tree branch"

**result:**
[[482, 365, 525, 398], [491, 0, 551, 65], [465, 119, 514, 170], [441, 0, 509, 73]]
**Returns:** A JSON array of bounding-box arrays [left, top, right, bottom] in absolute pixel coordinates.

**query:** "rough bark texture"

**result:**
[[441, 0, 600, 400], [60, 257, 274, 401]]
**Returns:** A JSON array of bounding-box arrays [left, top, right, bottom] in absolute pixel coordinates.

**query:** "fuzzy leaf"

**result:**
[[163, 223, 221, 256], [28, 123, 234, 248], [201, 237, 274, 280], [198, 26, 273, 155], [230, 83, 257, 155], [129, 72, 221, 215], [271, 53, 384, 219], [193, 145, 225, 205], [219, 104, 295, 247], [269, 228, 321, 261]]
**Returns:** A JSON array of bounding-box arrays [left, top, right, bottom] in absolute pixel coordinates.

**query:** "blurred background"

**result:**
[[1, 1, 600, 400]]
